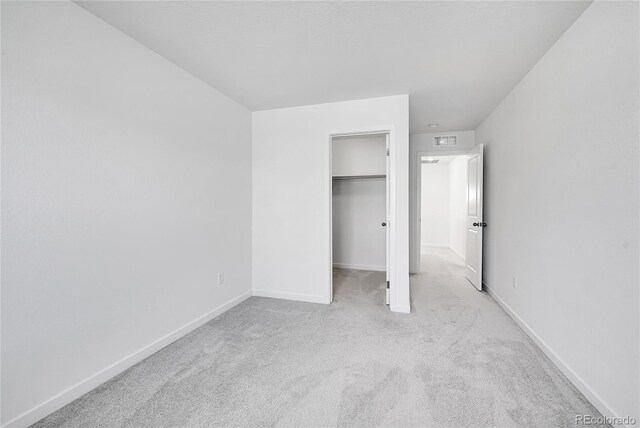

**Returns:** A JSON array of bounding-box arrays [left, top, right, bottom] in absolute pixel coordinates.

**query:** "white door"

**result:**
[[385, 134, 391, 305], [465, 144, 484, 290]]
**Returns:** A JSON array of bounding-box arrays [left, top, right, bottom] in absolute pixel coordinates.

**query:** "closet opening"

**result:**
[[330, 132, 390, 307]]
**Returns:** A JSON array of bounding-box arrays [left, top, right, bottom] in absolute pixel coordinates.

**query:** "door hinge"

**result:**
[[386, 281, 390, 306], [386, 147, 390, 156]]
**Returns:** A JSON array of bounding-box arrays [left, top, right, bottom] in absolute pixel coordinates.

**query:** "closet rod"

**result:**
[[332, 174, 386, 180]]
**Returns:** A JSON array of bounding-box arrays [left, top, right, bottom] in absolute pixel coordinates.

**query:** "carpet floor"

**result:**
[[34, 248, 605, 427]]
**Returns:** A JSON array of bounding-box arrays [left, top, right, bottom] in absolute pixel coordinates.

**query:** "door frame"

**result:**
[[328, 126, 396, 306], [414, 150, 467, 272]]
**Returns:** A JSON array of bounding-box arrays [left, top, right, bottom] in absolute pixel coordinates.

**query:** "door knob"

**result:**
[[381, 222, 387, 227], [473, 222, 487, 227]]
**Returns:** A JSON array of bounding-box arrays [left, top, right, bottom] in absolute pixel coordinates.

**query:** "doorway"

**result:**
[[330, 132, 390, 306], [417, 145, 484, 290], [420, 155, 468, 264]]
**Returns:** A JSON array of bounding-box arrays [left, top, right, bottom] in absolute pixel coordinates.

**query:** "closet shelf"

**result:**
[[332, 174, 386, 180]]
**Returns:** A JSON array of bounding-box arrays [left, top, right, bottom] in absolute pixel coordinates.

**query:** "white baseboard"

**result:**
[[332, 263, 386, 272], [484, 283, 629, 428], [3, 290, 253, 428], [421, 244, 464, 259], [390, 303, 411, 314], [252, 288, 328, 304], [449, 246, 465, 260]]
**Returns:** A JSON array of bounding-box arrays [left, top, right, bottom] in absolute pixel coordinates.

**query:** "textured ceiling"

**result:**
[[77, 1, 590, 133]]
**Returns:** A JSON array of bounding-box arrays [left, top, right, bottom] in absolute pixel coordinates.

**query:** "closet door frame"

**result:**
[[327, 126, 396, 308]]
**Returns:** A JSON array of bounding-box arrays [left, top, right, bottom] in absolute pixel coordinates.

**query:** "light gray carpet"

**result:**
[[34, 248, 605, 427]]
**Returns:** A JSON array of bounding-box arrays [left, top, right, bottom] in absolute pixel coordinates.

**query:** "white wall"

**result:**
[[448, 156, 467, 259], [1, 2, 252, 426], [409, 131, 475, 272], [420, 164, 450, 247], [476, 1, 639, 422], [252, 95, 410, 312], [332, 134, 386, 177], [332, 178, 386, 271]]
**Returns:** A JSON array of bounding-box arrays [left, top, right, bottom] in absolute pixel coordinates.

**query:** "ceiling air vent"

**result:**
[[434, 135, 457, 146]]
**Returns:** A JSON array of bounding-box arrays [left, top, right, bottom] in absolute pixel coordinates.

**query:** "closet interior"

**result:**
[[331, 133, 389, 304]]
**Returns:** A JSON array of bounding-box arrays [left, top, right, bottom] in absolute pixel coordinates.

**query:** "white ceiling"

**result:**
[[77, 1, 590, 134]]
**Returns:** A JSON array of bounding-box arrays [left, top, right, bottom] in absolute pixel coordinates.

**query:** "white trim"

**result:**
[[484, 283, 629, 428], [450, 249, 465, 261], [449, 245, 465, 261], [3, 290, 253, 428], [391, 304, 411, 314], [252, 288, 328, 305], [332, 263, 386, 272], [328, 133, 334, 304], [420, 244, 466, 264]]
